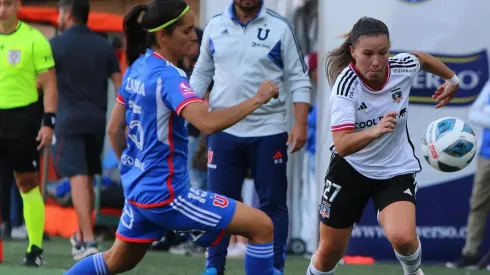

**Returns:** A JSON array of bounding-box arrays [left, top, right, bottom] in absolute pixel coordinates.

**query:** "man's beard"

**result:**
[[236, 1, 260, 12]]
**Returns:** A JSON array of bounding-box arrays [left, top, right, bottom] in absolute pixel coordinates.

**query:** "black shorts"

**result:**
[[319, 153, 418, 229], [0, 103, 41, 173], [52, 133, 105, 178]]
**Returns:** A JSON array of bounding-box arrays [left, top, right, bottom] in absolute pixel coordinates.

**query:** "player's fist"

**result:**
[[255, 81, 279, 104], [371, 112, 397, 138]]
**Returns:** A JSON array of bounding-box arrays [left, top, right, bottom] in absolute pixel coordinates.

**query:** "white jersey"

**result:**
[[329, 53, 422, 180], [190, 2, 311, 137]]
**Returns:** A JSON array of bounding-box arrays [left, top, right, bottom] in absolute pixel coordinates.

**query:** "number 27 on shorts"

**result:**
[[323, 179, 341, 203]]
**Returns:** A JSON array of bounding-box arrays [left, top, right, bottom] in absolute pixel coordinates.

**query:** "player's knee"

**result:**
[[386, 230, 417, 251], [251, 213, 273, 243], [15, 172, 39, 193], [315, 241, 344, 269]]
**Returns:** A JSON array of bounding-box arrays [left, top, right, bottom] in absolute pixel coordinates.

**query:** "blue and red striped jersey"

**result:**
[[117, 49, 203, 208]]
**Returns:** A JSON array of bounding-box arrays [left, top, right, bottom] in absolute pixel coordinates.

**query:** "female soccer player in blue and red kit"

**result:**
[[64, 0, 280, 274]]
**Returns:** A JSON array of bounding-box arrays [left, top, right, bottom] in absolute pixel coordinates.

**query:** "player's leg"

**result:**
[[375, 173, 422, 275], [64, 239, 150, 275], [227, 200, 274, 274], [248, 132, 289, 272], [52, 134, 96, 260], [205, 132, 249, 273], [155, 187, 274, 275], [64, 201, 161, 274], [307, 153, 372, 275], [9, 134, 45, 267]]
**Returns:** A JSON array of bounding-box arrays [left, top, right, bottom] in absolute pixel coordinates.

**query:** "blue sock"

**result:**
[[206, 233, 231, 271], [64, 253, 109, 275], [245, 242, 274, 275]]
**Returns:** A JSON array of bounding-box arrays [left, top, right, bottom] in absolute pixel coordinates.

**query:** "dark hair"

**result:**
[[123, 0, 188, 66], [325, 17, 390, 85], [58, 0, 90, 25]]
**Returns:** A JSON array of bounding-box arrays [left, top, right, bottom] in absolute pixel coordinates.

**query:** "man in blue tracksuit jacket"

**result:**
[[190, 1, 311, 274]]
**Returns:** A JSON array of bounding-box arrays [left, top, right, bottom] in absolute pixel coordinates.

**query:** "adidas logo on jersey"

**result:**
[[221, 29, 229, 35], [404, 189, 412, 196], [358, 102, 368, 111]]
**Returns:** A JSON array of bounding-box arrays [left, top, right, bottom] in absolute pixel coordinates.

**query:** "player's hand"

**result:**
[[371, 112, 397, 138], [36, 126, 53, 150], [433, 81, 458, 109], [287, 122, 307, 153], [255, 81, 279, 104]]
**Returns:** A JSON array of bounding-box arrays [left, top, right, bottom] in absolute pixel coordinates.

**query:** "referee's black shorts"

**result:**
[[319, 153, 418, 229], [0, 103, 42, 174]]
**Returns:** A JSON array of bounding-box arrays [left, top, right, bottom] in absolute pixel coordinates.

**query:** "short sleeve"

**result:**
[[389, 53, 421, 76], [330, 73, 357, 132], [33, 34, 55, 73], [116, 90, 125, 105], [116, 72, 132, 106], [162, 77, 203, 115], [330, 95, 356, 132]]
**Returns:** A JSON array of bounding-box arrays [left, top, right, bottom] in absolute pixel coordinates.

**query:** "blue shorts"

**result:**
[[116, 187, 237, 247]]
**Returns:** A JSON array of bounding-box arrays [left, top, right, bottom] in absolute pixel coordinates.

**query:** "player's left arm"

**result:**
[[410, 52, 458, 108], [34, 35, 58, 149], [282, 24, 311, 153]]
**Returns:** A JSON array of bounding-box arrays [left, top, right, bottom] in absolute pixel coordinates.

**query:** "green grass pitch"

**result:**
[[0, 238, 488, 275]]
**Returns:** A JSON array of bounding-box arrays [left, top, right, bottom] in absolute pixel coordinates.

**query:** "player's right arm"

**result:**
[[163, 77, 278, 135], [107, 74, 130, 160], [107, 102, 127, 160], [330, 81, 395, 157], [189, 23, 215, 97]]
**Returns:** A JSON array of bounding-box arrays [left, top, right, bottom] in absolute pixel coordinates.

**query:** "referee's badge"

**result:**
[[8, 50, 21, 65]]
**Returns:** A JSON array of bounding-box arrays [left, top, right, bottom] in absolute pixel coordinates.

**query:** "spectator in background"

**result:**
[[50, 0, 122, 261], [300, 51, 318, 258], [446, 80, 490, 269], [190, 0, 311, 274], [178, 27, 208, 190]]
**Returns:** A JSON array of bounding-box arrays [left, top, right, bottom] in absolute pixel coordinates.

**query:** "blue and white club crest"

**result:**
[[8, 50, 21, 65]]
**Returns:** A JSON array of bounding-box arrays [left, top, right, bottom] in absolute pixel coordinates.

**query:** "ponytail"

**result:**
[[325, 32, 353, 86], [123, 4, 148, 66]]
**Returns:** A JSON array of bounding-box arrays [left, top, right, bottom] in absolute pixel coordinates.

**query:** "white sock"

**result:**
[[306, 255, 336, 275], [394, 237, 422, 275]]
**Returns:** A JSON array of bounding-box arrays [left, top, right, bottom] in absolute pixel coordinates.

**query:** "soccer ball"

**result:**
[[421, 117, 477, 172]]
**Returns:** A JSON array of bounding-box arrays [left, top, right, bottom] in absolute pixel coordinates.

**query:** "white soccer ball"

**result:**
[[421, 117, 477, 172]]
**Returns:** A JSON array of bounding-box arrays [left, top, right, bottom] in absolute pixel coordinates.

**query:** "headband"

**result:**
[[148, 5, 190, 32], [351, 29, 389, 44]]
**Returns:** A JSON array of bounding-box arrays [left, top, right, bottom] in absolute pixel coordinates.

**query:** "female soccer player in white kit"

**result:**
[[306, 17, 459, 275]]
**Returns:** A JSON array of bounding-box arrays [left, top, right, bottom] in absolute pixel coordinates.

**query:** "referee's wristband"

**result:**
[[446, 74, 459, 86], [42, 113, 56, 129]]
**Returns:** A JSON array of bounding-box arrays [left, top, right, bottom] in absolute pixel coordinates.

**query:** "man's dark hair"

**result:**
[[58, 0, 90, 25]]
